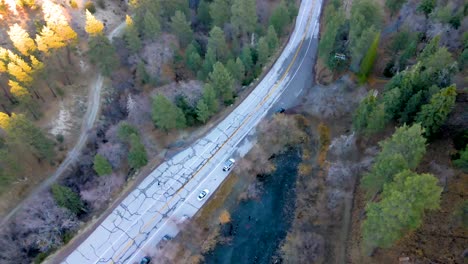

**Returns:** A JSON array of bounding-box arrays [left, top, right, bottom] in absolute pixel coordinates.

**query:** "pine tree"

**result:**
[[143, 10, 161, 40], [363, 170, 441, 252], [196, 99, 210, 123], [257, 37, 270, 66], [51, 184, 84, 215], [240, 46, 254, 73], [7, 23, 36, 56], [231, 0, 257, 37], [207, 26, 229, 62], [416, 85, 457, 136], [125, 15, 142, 53], [200, 48, 216, 80], [453, 145, 468, 172], [385, 0, 407, 16], [85, 10, 104, 36], [266, 26, 279, 54], [269, 1, 290, 36], [349, 0, 382, 71], [87, 34, 119, 76], [185, 46, 202, 73], [197, 0, 212, 27], [358, 31, 380, 82], [208, 62, 234, 104], [128, 133, 148, 169], [226, 57, 245, 82], [318, 3, 345, 63], [152, 94, 187, 131], [202, 83, 219, 114], [93, 154, 112, 176], [170, 11, 193, 48], [209, 0, 231, 27]]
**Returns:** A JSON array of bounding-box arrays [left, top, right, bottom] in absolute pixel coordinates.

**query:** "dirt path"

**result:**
[[0, 22, 126, 227]]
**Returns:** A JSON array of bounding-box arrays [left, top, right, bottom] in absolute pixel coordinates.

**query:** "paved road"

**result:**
[[64, 0, 322, 263], [0, 23, 126, 226]]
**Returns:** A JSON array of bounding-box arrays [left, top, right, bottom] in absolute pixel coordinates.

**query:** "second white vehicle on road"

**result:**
[[197, 189, 210, 201], [223, 158, 236, 171]]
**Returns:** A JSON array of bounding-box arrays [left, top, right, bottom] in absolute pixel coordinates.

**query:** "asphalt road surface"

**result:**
[[64, 0, 322, 263]]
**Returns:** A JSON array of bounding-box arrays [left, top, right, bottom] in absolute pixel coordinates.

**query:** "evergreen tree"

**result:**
[[210, 0, 231, 27], [117, 121, 139, 141], [208, 62, 234, 104], [363, 170, 441, 252], [453, 145, 468, 172], [128, 133, 148, 169], [358, 31, 380, 82], [151, 94, 187, 131], [87, 34, 119, 76], [378, 123, 427, 169], [200, 48, 216, 80], [257, 37, 270, 66], [202, 83, 219, 114], [196, 99, 211, 123], [170, 11, 193, 48], [226, 57, 245, 82], [349, 0, 382, 71], [143, 10, 161, 40], [93, 154, 112, 176], [197, 0, 212, 27], [124, 15, 142, 53], [416, 85, 457, 136], [385, 0, 407, 16], [136, 60, 151, 85], [207, 26, 230, 62], [51, 184, 84, 215], [418, 0, 436, 17], [266, 26, 279, 53], [353, 93, 386, 134], [269, 0, 290, 36], [231, 0, 257, 37], [0, 113, 55, 161], [185, 43, 202, 73], [318, 3, 345, 63], [240, 46, 254, 73]]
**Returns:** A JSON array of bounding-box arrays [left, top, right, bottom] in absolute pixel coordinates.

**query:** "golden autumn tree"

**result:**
[[9, 79, 38, 119], [0, 48, 16, 103], [85, 10, 104, 36], [7, 56, 33, 85], [36, 0, 77, 84], [7, 23, 36, 56]]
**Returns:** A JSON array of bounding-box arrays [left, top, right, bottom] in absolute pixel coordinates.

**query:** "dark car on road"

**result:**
[[140, 256, 151, 264], [275, 107, 286, 114]]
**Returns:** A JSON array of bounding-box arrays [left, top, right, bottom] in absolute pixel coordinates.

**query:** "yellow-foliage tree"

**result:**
[[15, 0, 36, 9], [42, 0, 77, 46], [85, 10, 104, 36], [6, 52, 33, 85], [7, 23, 36, 56], [35, 25, 66, 53]]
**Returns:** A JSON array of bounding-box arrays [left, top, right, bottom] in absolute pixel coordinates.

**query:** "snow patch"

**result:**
[[49, 102, 73, 137]]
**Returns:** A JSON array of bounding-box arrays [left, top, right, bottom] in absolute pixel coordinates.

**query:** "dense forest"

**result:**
[[0, 0, 298, 263], [317, 0, 467, 262]]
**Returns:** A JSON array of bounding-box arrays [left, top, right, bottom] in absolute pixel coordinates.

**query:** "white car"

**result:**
[[223, 158, 236, 171], [197, 189, 209, 201]]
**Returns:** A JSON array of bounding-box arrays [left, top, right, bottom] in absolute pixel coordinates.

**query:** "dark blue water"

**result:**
[[204, 150, 300, 264]]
